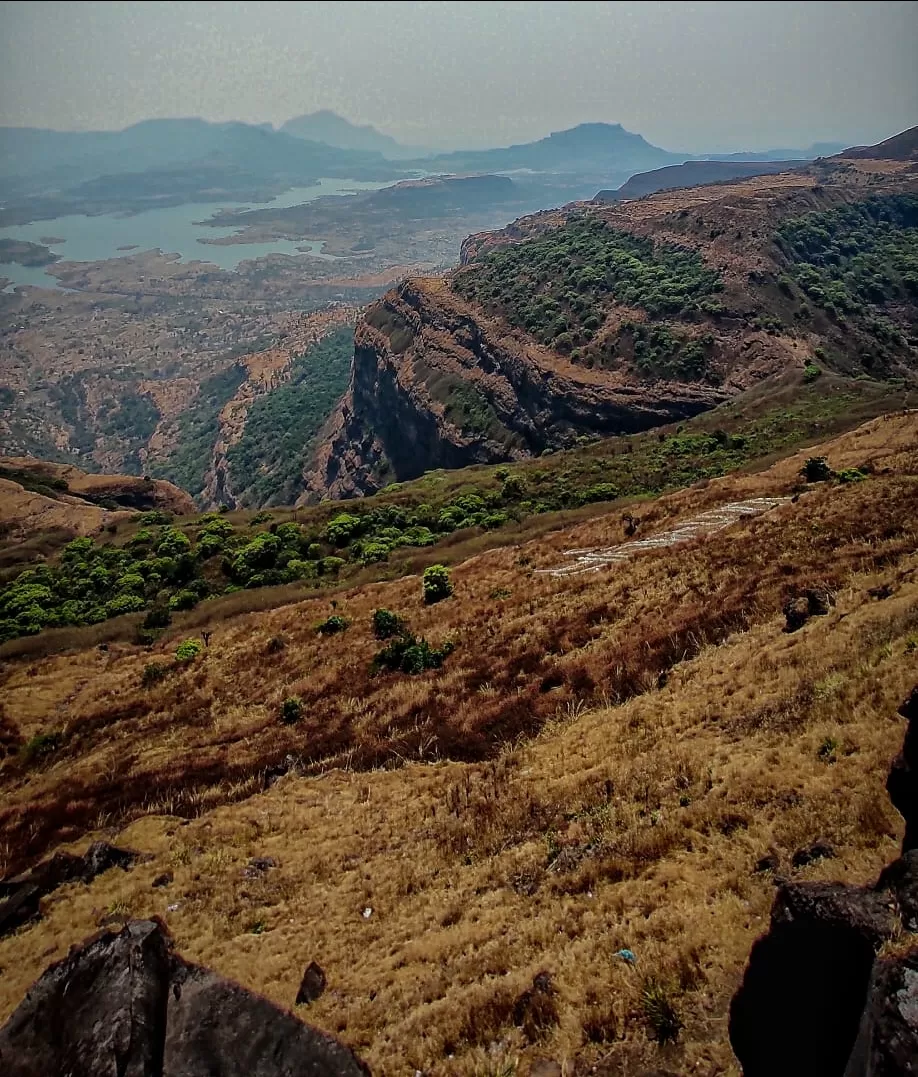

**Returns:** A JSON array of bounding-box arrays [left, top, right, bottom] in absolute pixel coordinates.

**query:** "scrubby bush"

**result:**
[[372, 633, 454, 675], [142, 661, 170, 687], [156, 528, 192, 558], [802, 362, 822, 382], [372, 608, 406, 639], [175, 638, 203, 662], [801, 456, 834, 482], [324, 513, 363, 546], [142, 606, 172, 630], [423, 564, 453, 605], [316, 614, 350, 636], [279, 696, 303, 724], [320, 556, 346, 577], [837, 467, 868, 484]]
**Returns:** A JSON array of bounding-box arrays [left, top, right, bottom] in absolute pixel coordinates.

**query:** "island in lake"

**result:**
[[39, 235, 66, 245], [0, 238, 60, 267]]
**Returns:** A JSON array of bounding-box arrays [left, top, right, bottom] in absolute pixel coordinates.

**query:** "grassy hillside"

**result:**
[[0, 373, 906, 647], [453, 190, 918, 384], [1, 411, 916, 1075]]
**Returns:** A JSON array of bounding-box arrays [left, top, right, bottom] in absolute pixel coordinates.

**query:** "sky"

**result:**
[[0, 1, 916, 152]]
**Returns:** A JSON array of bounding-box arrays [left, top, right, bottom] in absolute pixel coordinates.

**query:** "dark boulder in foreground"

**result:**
[[730, 686, 918, 1076], [729, 883, 898, 1076], [888, 686, 918, 853], [0, 918, 370, 1077]]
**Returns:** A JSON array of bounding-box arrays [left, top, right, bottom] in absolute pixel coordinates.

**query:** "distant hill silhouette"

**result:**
[[704, 141, 847, 163], [280, 110, 425, 159], [409, 122, 680, 176], [596, 159, 801, 202], [0, 118, 404, 196]]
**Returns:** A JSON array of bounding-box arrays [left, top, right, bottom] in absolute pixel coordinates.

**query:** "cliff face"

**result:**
[[301, 277, 740, 501], [304, 153, 918, 502]]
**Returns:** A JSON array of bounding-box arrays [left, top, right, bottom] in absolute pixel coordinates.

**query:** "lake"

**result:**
[[0, 177, 388, 290]]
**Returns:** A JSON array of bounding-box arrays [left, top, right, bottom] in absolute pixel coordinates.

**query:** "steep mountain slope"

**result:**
[[838, 124, 918, 161], [1, 413, 916, 1075], [305, 146, 918, 500]]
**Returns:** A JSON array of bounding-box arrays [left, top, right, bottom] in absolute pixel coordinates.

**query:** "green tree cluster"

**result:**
[[453, 215, 723, 354]]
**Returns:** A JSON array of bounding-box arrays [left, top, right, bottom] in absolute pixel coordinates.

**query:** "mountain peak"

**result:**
[[280, 111, 420, 159]]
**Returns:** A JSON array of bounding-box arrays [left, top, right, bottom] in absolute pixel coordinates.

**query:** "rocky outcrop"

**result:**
[[0, 841, 143, 938], [0, 458, 194, 546], [729, 687, 918, 1076], [844, 950, 918, 1076], [1, 456, 195, 515], [0, 919, 369, 1076], [301, 277, 737, 500]]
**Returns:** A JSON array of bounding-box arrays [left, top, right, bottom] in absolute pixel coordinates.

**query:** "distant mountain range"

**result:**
[[280, 110, 428, 159], [0, 112, 867, 225], [0, 118, 405, 197], [705, 142, 848, 162]]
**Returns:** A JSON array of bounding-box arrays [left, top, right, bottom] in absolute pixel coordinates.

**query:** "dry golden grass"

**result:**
[[0, 412, 917, 1074]]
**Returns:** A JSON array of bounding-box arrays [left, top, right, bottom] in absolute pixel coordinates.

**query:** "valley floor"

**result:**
[[1, 413, 917, 1073]]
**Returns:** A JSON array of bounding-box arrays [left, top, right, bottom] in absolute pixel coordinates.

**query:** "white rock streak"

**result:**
[[537, 497, 791, 578]]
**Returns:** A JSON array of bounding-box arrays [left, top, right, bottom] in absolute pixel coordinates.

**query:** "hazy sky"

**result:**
[[1, 1, 915, 151]]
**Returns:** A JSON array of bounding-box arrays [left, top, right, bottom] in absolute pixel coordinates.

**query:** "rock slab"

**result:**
[[0, 919, 370, 1077]]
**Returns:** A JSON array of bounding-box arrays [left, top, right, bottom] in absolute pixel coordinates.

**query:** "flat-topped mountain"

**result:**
[[596, 159, 801, 202], [304, 134, 918, 500]]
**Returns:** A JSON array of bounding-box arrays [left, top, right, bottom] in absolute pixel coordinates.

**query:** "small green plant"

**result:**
[[316, 614, 350, 636], [280, 696, 303, 724], [818, 735, 839, 762], [801, 456, 834, 483], [802, 362, 822, 382], [836, 467, 868, 484], [422, 564, 453, 605], [248, 919, 267, 935], [175, 638, 203, 662], [641, 977, 683, 1044], [490, 587, 512, 600], [371, 608, 406, 640], [20, 730, 63, 765], [142, 660, 171, 687]]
